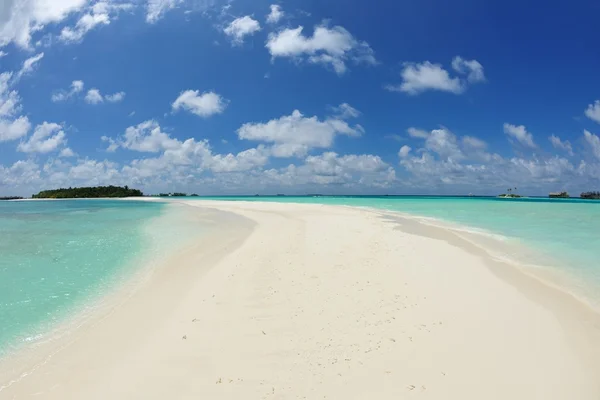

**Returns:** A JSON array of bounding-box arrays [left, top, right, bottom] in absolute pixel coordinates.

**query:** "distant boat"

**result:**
[[549, 191, 569, 198]]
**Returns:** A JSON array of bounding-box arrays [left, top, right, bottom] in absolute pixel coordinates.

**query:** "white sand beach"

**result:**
[[1, 200, 599, 399]]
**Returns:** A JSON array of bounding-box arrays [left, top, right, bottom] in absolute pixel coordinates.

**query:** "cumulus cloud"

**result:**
[[0, 0, 87, 49], [85, 88, 104, 104], [398, 145, 411, 158], [237, 109, 363, 156], [0, 51, 7, 58], [585, 100, 600, 124], [172, 90, 228, 117], [0, 116, 31, 142], [262, 152, 396, 189], [59, 4, 110, 43], [84, 88, 125, 104], [266, 23, 376, 75], [386, 57, 485, 95], [51, 80, 84, 102], [398, 127, 585, 191], [503, 123, 536, 149], [266, 4, 284, 24], [0, 72, 31, 142], [115, 120, 181, 152], [58, 1, 135, 44], [549, 135, 574, 156], [583, 130, 600, 160], [59, 147, 76, 157], [451, 56, 486, 83], [223, 16, 261, 45], [17, 122, 67, 153], [105, 91, 126, 102]]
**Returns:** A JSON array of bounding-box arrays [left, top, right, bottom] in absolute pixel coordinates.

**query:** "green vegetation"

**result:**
[[549, 191, 570, 198], [32, 186, 143, 199], [498, 187, 522, 198], [581, 191, 600, 199], [0, 196, 23, 200]]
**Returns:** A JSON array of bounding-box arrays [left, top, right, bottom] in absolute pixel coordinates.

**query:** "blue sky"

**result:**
[[1, 0, 600, 196]]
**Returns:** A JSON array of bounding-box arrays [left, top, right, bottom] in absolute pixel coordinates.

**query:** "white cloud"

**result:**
[[59, 8, 109, 43], [398, 145, 411, 158], [16, 52, 44, 79], [266, 4, 284, 24], [585, 100, 600, 124], [237, 109, 363, 155], [146, 0, 181, 23], [85, 88, 104, 104], [1, 72, 31, 142], [0, 116, 31, 142], [451, 56, 485, 83], [223, 16, 261, 45], [386, 57, 485, 95], [210, 146, 270, 173], [387, 62, 462, 95], [407, 127, 430, 139], [266, 23, 376, 75], [172, 90, 227, 117], [58, 0, 135, 44], [0, 0, 87, 49], [0, 72, 20, 117], [549, 135, 573, 156], [503, 123, 536, 149], [583, 130, 600, 160], [462, 136, 487, 150], [105, 91, 125, 102], [17, 121, 66, 153], [51, 80, 84, 102], [119, 120, 180, 152], [263, 152, 396, 189], [332, 103, 360, 119], [83, 88, 125, 104], [59, 147, 76, 157], [0, 160, 41, 188], [0, 51, 7, 58]]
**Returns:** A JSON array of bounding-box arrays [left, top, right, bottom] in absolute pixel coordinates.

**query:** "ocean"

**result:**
[[1, 196, 600, 357], [0, 199, 205, 358]]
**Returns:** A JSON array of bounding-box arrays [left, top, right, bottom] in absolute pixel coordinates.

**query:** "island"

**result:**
[[0, 196, 23, 201], [549, 191, 570, 198], [497, 187, 522, 198], [32, 186, 143, 199], [580, 191, 600, 199], [157, 192, 187, 197]]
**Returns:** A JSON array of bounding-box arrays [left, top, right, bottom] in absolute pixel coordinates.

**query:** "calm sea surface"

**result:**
[[0, 200, 203, 357]]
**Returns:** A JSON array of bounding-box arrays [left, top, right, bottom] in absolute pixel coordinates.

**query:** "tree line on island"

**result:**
[[25, 186, 200, 199], [32, 186, 143, 199]]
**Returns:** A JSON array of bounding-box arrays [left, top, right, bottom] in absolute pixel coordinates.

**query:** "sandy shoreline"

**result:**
[[1, 200, 599, 399]]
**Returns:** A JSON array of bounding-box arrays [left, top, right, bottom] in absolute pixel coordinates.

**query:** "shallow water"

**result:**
[[0, 200, 205, 356]]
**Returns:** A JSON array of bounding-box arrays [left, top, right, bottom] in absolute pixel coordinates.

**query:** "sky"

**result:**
[[1, 0, 600, 196]]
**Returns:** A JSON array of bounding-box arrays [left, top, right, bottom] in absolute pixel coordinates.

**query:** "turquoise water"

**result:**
[[194, 196, 600, 305], [0, 200, 169, 357]]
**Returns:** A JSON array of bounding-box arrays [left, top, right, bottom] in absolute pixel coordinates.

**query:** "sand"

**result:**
[[1, 200, 599, 399]]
